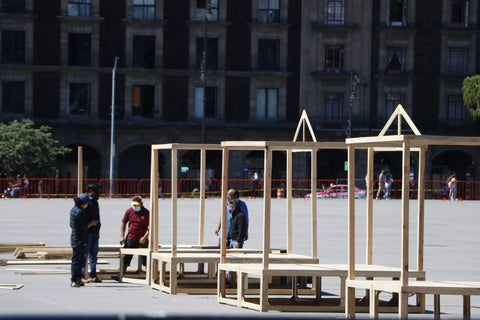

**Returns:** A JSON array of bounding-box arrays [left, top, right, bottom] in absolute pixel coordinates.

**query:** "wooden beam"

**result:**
[[77, 146, 83, 195], [311, 149, 317, 259], [347, 145, 356, 280], [400, 141, 410, 286], [286, 150, 293, 254], [366, 147, 374, 265], [171, 148, 178, 257], [199, 148, 206, 245], [262, 147, 272, 269]]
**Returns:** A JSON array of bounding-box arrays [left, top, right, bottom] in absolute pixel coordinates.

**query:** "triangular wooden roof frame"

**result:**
[[293, 109, 317, 142], [379, 104, 421, 136]]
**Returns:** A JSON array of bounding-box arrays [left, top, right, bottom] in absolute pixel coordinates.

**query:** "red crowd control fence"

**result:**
[[2, 178, 479, 200]]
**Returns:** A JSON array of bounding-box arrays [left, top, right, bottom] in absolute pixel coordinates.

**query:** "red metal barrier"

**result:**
[[3, 177, 480, 200]]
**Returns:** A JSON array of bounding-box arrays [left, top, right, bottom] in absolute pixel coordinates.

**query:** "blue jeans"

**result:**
[[71, 244, 86, 282], [228, 239, 244, 248], [83, 233, 99, 277]]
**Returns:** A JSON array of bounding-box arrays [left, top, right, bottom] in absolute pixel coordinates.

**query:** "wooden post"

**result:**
[[171, 147, 178, 258], [416, 147, 425, 272], [220, 147, 229, 264], [199, 148, 206, 245], [77, 146, 83, 195], [286, 149, 293, 254], [311, 148, 318, 259], [346, 144, 356, 318], [150, 147, 159, 253], [366, 147, 374, 264], [400, 141, 410, 286], [262, 147, 272, 269]]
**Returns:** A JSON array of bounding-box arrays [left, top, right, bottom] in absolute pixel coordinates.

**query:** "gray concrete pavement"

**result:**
[[0, 197, 479, 319]]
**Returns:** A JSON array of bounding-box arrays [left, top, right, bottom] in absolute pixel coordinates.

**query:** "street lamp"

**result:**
[[109, 57, 119, 198], [201, 0, 211, 144], [347, 72, 359, 138]]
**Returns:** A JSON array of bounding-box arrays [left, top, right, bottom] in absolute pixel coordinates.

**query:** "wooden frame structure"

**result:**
[[345, 105, 480, 319]]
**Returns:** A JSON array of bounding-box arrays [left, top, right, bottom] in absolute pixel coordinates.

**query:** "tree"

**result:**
[[0, 119, 71, 177], [462, 75, 480, 120]]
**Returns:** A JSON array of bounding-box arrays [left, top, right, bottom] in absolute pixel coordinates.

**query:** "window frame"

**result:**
[[194, 86, 218, 118], [385, 46, 406, 73], [256, 88, 279, 120], [68, 33, 91, 66], [1, 30, 25, 64], [385, 93, 404, 119], [451, 0, 469, 27], [133, 0, 155, 20], [258, 38, 280, 71], [196, 37, 219, 70], [258, 0, 280, 23], [68, 0, 92, 17], [325, 45, 344, 73], [68, 83, 91, 115], [132, 84, 155, 117], [196, 0, 219, 21], [132, 35, 156, 68], [447, 47, 467, 75], [388, 0, 407, 26], [1, 0, 26, 13], [1, 81, 25, 114], [447, 95, 465, 128], [324, 92, 344, 126], [325, 0, 345, 25]]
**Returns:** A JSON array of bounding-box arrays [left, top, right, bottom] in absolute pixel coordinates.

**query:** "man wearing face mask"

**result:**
[[112, 196, 149, 281]]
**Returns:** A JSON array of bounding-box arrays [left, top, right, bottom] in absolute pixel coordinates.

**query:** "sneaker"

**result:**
[[91, 277, 102, 283], [77, 280, 85, 286], [71, 281, 81, 288], [111, 275, 121, 282], [81, 277, 91, 283]]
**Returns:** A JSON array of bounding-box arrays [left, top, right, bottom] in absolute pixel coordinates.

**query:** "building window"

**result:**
[[196, 37, 218, 70], [69, 83, 90, 115], [386, 93, 404, 118], [385, 46, 405, 73], [68, 0, 91, 17], [324, 93, 343, 125], [196, 0, 219, 21], [132, 85, 154, 117], [195, 87, 217, 118], [1, 30, 25, 64], [447, 95, 465, 127], [451, 0, 469, 27], [2, 81, 24, 113], [133, 0, 155, 20], [326, 0, 345, 25], [388, 0, 407, 26], [325, 45, 344, 73], [257, 88, 278, 120], [258, 0, 280, 23], [133, 36, 155, 68], [68, 33, 91, 66], [258, 39, 279, 71], [1, 0, 25, 13], [448, 47, 467, 75]]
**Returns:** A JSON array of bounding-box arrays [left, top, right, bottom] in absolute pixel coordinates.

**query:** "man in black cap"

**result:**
[[83, 183, 101, 282], [70, 193, 89, 287]]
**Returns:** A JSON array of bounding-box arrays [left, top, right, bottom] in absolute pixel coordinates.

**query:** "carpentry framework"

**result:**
[[345, 105, 480, 319]]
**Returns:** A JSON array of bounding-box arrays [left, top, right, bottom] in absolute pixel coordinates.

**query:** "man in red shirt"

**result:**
[[112, 196, 149, 281]]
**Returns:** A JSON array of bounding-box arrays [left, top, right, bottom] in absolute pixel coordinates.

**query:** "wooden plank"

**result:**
[[77, 146, 83, 196], [7, 259, 109, 265], [171, 148, 177, 257], [400, 141, 410, 287], [0, 284, 23, 290], [347, 144, 355, 280], [286, 149, 292, 254], [311, 149, 317, 259], [198, 148, 206, 245], [366, 147, 373, 264], [0, 243, 45, 248], [263, 147, 272, 269], [417, 147, 426, 272]]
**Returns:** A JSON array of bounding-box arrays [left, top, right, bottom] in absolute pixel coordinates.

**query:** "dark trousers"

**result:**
[[71, 244, 86, 282], [123, 239, 148, 267], [83, 233, 99, 277]]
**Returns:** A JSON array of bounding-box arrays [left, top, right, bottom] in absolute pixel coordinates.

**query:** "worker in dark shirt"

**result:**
[[227, 199, 247, 248]]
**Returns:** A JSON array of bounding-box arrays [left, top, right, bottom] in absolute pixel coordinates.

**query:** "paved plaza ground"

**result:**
[[0, 197, 479, 319]]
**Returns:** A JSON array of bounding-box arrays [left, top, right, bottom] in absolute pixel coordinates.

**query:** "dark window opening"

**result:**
[[258, 39, 280, 71], [68, 33, 91, 66], [133, 35, 155, 68], [1, 30, 25, 64], [2, 81, 24, 113], [132, 85, 154, 118]]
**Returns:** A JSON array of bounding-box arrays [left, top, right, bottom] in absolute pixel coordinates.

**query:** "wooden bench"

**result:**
[[346, 279, 480, 319], [218, 263, 426, 312], [151, 252, 319, 295]]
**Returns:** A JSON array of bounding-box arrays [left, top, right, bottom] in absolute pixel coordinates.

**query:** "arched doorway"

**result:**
[[431, 150, 476, 181]]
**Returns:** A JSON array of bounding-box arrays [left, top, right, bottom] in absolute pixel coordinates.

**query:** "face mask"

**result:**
[[132, 205, 141, 212]]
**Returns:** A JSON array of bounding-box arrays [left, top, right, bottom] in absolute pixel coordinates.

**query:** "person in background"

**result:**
[[112, 196, 149, 281], [215, 189, 249, 247], [384, 174, 394, 200], [83, 183, 101, 283], [448, 173, 457, 201], [70, 193, 89, 288], [376, 169, 386, 200], [227, 199, 247, 249]]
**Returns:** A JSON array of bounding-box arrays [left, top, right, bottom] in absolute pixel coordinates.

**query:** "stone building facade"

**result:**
[[0, 0, 479, 182]]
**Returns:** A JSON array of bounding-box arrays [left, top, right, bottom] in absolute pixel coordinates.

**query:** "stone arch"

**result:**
[[118, 144, 152, 179], [430, 147, 479, 181]]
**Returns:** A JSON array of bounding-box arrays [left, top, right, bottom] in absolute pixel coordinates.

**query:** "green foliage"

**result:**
[[0, 119, 71, 177], [462, 75, 480, 120]]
